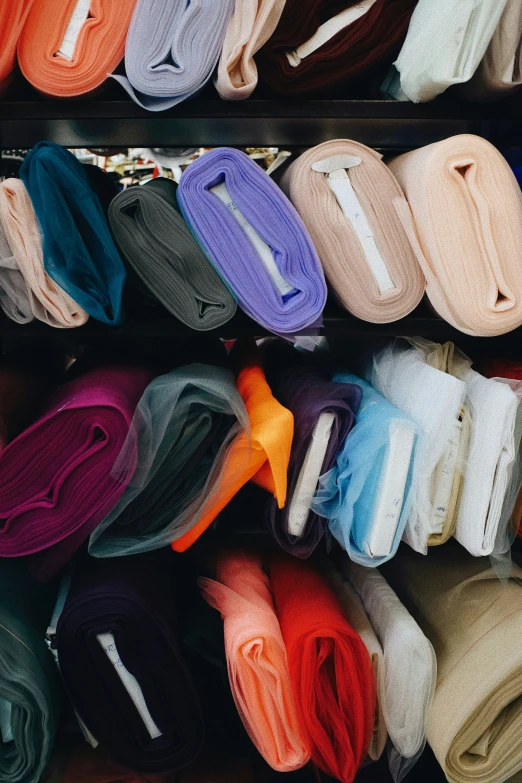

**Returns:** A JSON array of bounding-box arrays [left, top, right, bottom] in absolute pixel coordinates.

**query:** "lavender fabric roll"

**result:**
[[178, 148, 327, 334], [112, 0, 235, 111]]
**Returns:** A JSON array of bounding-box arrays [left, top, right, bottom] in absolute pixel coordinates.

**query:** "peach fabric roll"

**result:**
[[0, 179, 88, 328], [216, 0, 287, 100], [199, 551, 310, 772], [17, 0, 137, 97], [281, 140, 425, 323], [0, 0, 34, 91], [388, 134, 522, 336]]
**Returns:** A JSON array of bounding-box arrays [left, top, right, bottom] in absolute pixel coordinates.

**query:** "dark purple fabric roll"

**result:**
[[56, 550, 204, 774]]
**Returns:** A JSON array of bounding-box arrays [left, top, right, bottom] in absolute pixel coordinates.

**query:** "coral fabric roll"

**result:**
[[112, 0, 234, 111], [282, 140, 425, 323], [56, 551, 204, 774], [388, 135, 522, 336], [20, 142, 126, 326], [0, 0, 34, 91], [17, 0, 137, 97], [0, 365, 153, 579], [382, 543, 522, 783], [216, 0, 286, 100], [199, 551, 310, 771], [270, 555, 375, 783], [0, 179, 88, 328], [108, 182, 236, 330], [177, 148, 327, 334], [258, 0, 417, 96]]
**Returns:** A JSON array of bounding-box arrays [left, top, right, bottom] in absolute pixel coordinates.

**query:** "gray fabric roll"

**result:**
[[0, 218, 34, 324]]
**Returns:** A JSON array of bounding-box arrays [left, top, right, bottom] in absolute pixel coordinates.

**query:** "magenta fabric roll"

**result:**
[[0, 366, 153, 579]]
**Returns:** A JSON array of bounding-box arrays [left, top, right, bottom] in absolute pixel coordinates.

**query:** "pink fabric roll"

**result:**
[[0, 179, 88, 328]]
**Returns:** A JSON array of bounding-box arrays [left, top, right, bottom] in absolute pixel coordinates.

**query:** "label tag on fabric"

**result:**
[[97, 633, 162, 740], [0, 699, 13, 744], [285, 0, 379, 66], [431, 415, 464, 533], [368, 420, 415, 557], [210, 181, 296, 299], [57, 0, 91, 61], [288, 412, 335, 537], [313, 156, 396, 296]]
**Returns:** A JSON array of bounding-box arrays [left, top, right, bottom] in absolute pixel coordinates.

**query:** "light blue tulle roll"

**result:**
[[312, 373, 417, 567]]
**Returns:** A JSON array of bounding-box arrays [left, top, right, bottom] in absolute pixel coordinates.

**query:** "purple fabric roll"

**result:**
[[177, 148, 327, 334]]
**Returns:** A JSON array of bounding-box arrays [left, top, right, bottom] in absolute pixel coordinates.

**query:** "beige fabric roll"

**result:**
[[0, 179, 88, 328], [388, 134, 522, 337], [281, 140, 425, 324], [382, 543, 522, 783]]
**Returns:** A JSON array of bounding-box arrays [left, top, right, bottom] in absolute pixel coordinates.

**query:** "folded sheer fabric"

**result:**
[[178, 148, 327, 334], [382, 543, 522, 783], [369, 340, 466, 553], [313, 373, 417, 566], [56, 552, 204, 774], [0, 365, 152, 579], [199, 551, 310, 771], [281, 140, 425, 323], [216, 0, 286, 99], [172, 348, 294, 552], [0, 200, 33, 324], [270, 555, 375, 783], [112, 0, 234, 110], [388, 135, 522, 336], [259, 0, 417, 96], [340, 557, 436, 778], [386, 0, 508, 102], [0, 561, 60, 783], [266, 364, 361, 558], [89, 365, 248, 557], [0, 179, 88, 328], [108, 181, 236, 330], [0, 0, 33, 91], [20, 142, 126, 325], [18, 0, 137, 97]]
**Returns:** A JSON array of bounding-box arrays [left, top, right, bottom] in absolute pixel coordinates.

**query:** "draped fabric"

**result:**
[[89, 365, 248, 558], [199, 551, 310, 771], [0, 560, 60, 783], [281, 140, 425, 323], [269, 555, 375, 783], [216, 0, 286, 99], [172, 347, 294, 552], [258, 0, 417, 96], [177, 148, 327, 334], [0, 0, 34, 91], [20, 142, 127, 325], [112, 0, 234, 110], [382, 543, 522, 783], [313, 373, 417, 566], [18, 0, 137, 97], [388, 135, 522, 337], [0, 179, 88, 328], [0, 197, 34, 324], [108, 181, 237, 331], [0, 365, 153, 580], [387, 0, 508, 102], [56, 551, 204, 774]]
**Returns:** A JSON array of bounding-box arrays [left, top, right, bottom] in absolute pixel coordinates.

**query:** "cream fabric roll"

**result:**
[[0, 180, 88, 328], [388, 135, 522, 337], [216, 0, 287, 100], [281, 140, 425, 323], [382, 543, 522, 783]]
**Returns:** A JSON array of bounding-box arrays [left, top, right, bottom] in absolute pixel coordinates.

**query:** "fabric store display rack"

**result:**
[[2, 88, 522, 783]]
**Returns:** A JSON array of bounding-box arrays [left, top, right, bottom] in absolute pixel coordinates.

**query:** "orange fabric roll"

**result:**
[[172, 349, 293, 552], [0, 0, 34, 91], [199, 551, 310, 771], [270, 555, 375, 783], [18, 0, 137, 97]]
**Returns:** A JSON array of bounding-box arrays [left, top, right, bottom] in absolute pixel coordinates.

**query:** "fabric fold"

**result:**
[[177, 148, 327, 334], [0, 203, 34, 324], [0, 0, 34, 91], [281, 140, 425, 323], [388, 134, 522, 336]]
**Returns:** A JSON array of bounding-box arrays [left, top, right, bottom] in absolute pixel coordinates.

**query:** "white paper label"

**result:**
[[431, 416, 463, 533], [57, 0, 91, 61]]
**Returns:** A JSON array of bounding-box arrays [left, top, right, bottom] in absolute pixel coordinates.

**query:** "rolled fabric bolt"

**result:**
[[178, 148, 327, 334], [0, 0, 34, 92], [281, 141, 425, 323], [112, 0, 234, 111]]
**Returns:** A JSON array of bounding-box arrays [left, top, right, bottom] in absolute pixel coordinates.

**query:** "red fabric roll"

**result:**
[[259, 0, 417, 96], [269, 555, 375, 783]]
